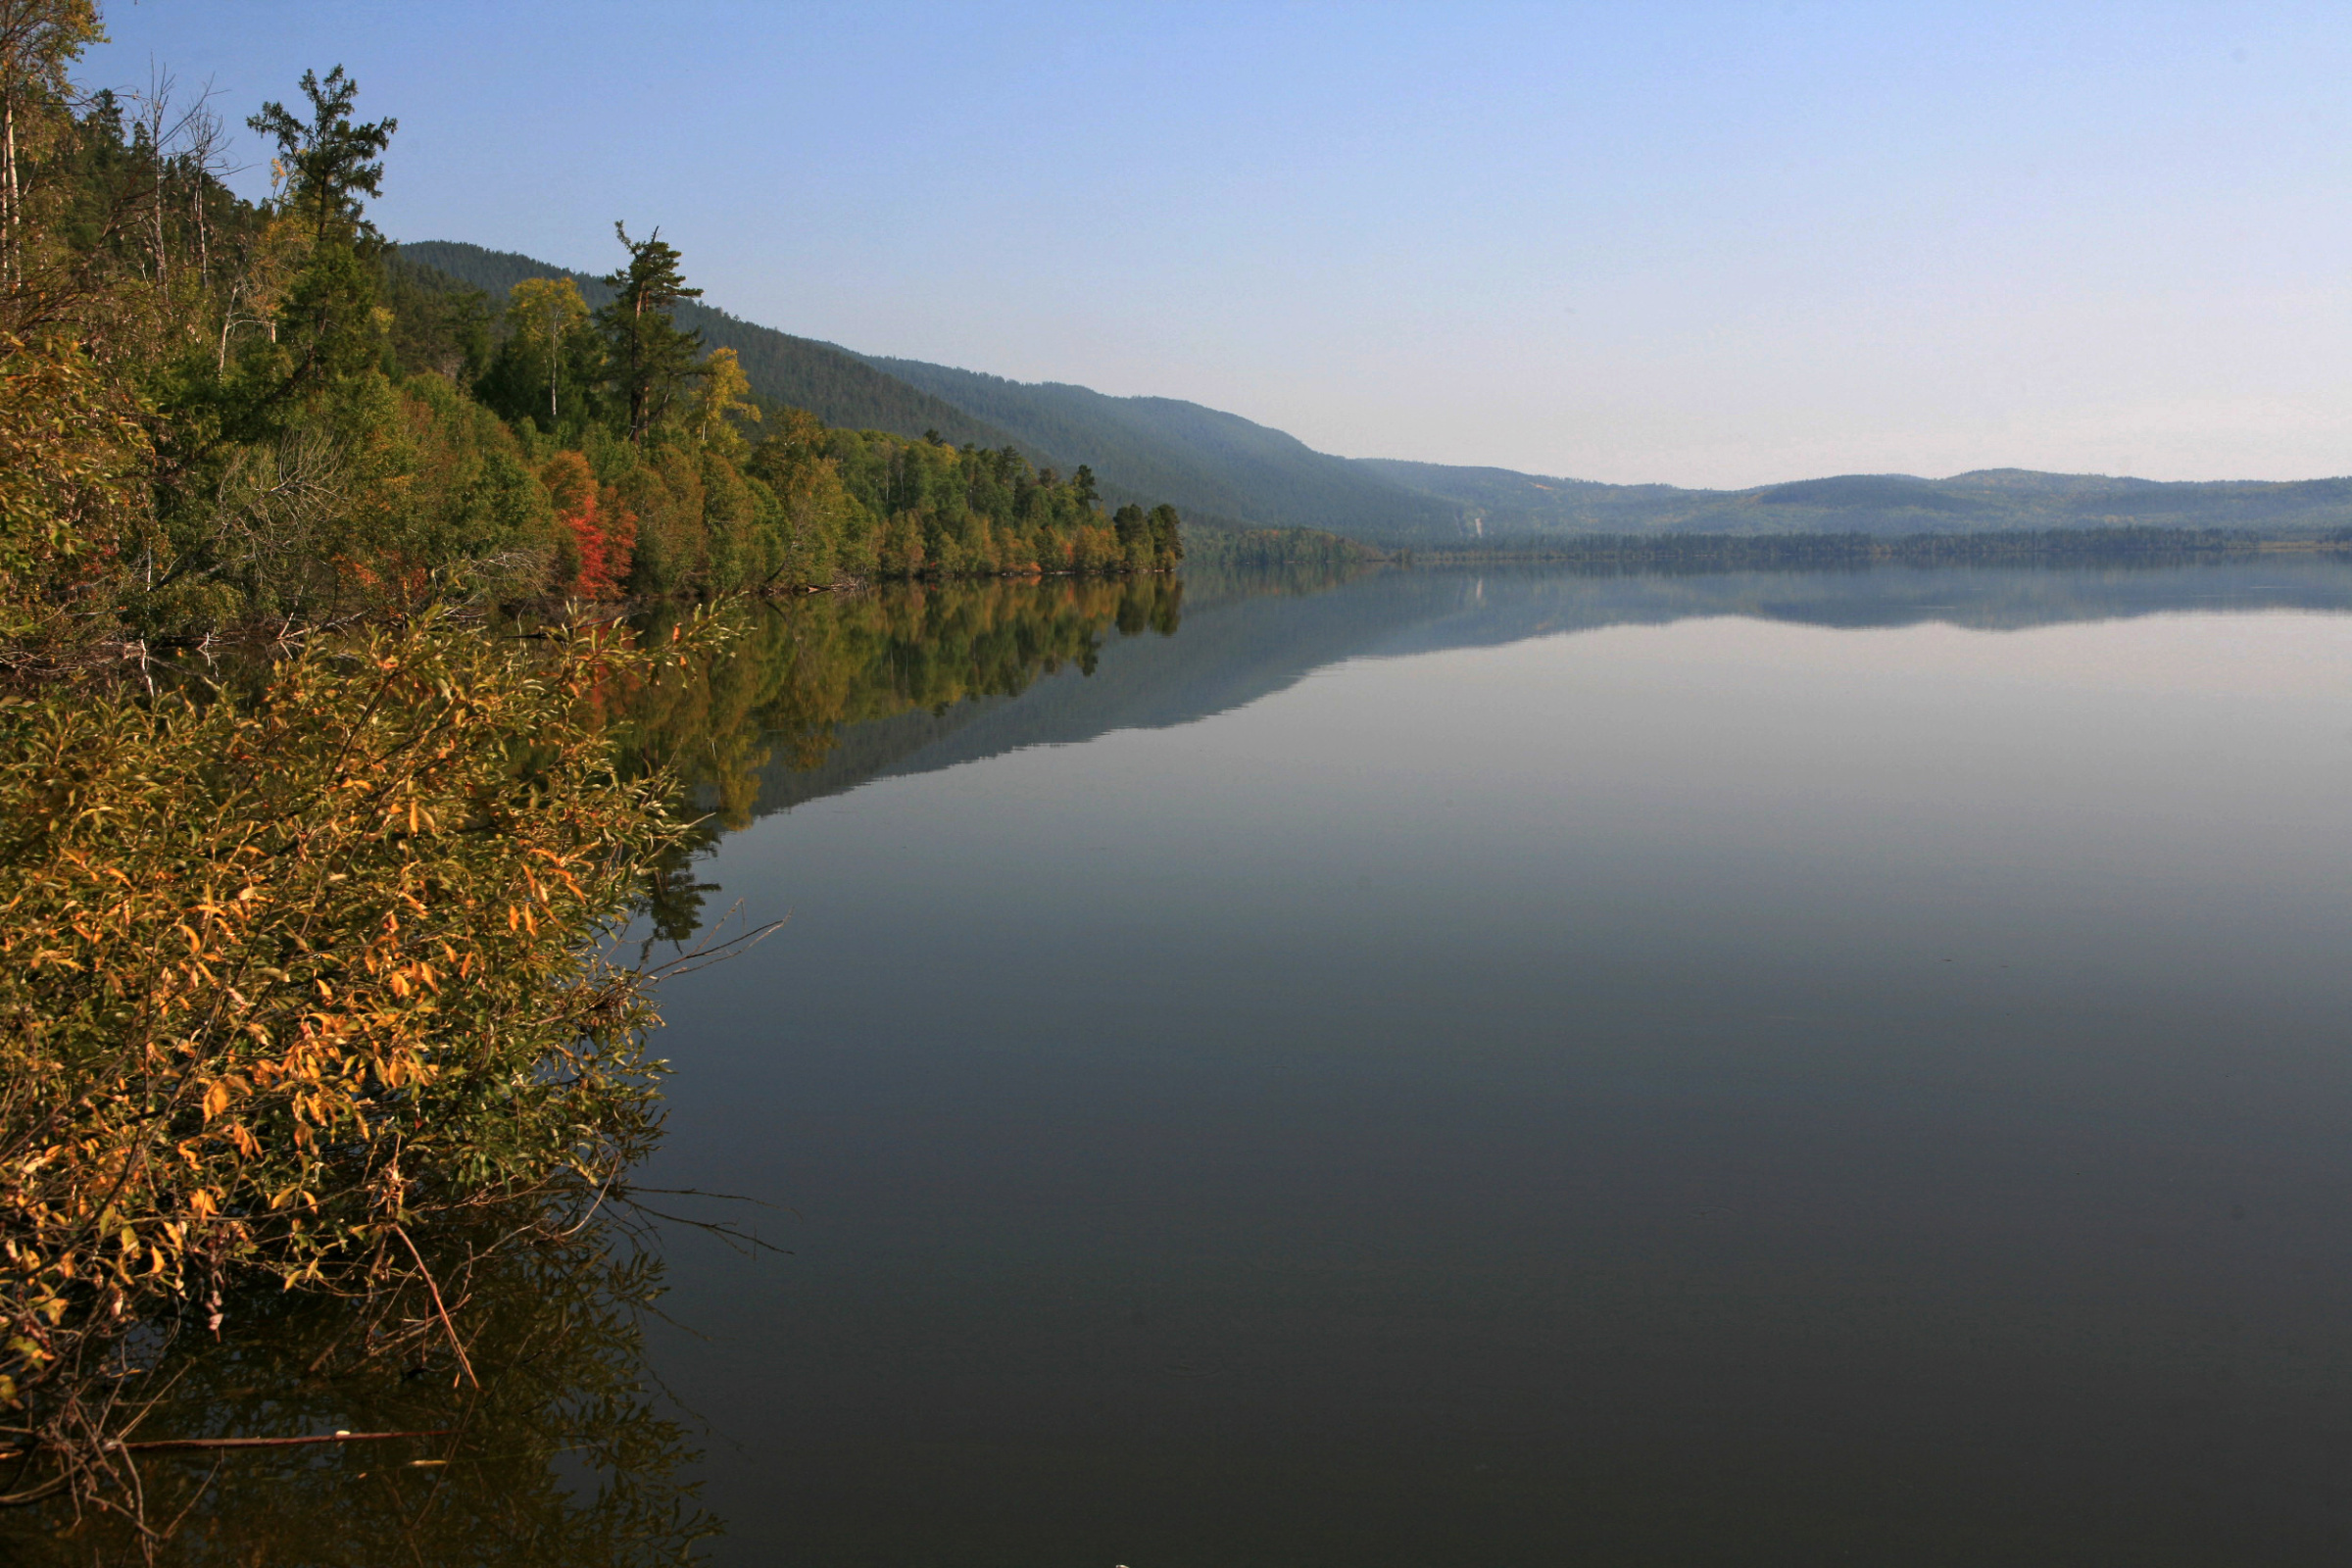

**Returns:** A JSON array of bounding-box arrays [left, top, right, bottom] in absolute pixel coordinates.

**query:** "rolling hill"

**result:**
[[396, 241, 1031, 455], [1355, 460, 2352, 542], [855, 356, 1451, 536], [400, 240, 2352, 546]]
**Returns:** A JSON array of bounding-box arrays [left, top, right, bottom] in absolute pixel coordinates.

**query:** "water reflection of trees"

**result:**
[[609, 576, 1185, 941], [0, 578, 1187, 1559], [1, 1210, 712, 1565]]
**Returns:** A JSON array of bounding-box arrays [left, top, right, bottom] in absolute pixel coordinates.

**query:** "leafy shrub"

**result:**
[[0, 612, 686, 1478]]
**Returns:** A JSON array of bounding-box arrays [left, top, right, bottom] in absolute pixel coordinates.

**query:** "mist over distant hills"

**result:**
[[401, 241, 2352, 546]]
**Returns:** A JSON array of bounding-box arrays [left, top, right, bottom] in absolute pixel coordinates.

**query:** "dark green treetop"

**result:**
[[246, 65, 396, 245], [597, 221, 703, 442]]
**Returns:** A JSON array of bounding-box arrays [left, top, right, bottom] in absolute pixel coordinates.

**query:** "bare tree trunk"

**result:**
[[182, 93, 227, 300], [144, 85, 167, 289], [3, 88, 18, 288]]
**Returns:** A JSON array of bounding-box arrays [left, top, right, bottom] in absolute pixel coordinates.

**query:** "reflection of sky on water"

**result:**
[[648, 564, 2352, 1566]]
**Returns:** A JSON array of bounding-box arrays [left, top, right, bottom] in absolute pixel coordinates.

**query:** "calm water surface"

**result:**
[[643, 562, 2352, 1565]]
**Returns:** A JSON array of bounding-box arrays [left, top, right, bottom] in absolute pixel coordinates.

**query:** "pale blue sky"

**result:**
[[89, 2, 2352, 486]]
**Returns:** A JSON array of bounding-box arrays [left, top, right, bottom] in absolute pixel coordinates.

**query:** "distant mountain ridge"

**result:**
[[400, 240, 2352, 544], [1357, 460, 2352, 541]]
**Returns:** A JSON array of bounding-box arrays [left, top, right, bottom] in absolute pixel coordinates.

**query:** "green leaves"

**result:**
[[597, 224, 704, 444]]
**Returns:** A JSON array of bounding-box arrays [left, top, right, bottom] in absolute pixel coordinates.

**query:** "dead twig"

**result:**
[[391, 1226, 476, 1390]]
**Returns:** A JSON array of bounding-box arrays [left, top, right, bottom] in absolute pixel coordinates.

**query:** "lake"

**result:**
[[637, 558, 2352, 1565]]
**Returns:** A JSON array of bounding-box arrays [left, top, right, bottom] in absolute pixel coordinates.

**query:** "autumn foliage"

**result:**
[[0, 333, 149, 647], [0, 6, 1177, 1534], [0, 613, 687, 1488], [542, 450, 635, 600]]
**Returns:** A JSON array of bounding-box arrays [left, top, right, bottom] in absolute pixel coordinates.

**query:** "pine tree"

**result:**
[[245, 66, 394, 247], [596, 222, 703, 443], [1148, 503, 1184, 564]]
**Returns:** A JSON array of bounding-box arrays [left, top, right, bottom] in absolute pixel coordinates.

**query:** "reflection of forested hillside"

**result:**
[[827, 558, 2352, 802], [616, 558, 2352, 885], [609, 578, 1187, 934], [1353, 558, 2352, 655]]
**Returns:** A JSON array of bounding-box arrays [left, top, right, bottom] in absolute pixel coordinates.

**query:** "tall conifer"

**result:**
[[597, 222, 703, 442]]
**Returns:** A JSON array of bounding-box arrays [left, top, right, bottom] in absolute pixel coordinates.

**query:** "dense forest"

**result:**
[[396, 239, 1031, 455], [398, 239, 1419, 549], [7, 56, 1178, 658]]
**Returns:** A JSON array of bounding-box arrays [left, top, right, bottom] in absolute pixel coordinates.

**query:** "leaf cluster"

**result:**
[[0, 612, 690, 1497]]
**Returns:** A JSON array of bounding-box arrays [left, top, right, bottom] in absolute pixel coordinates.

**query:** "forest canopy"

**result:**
[[0, 43, 1179, 658]]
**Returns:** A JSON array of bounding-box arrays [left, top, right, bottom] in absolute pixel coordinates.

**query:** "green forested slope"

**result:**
[[855, 357, 1451, 536], [399, 243, 1413, 543], [404, 244, 2352, 548], [397, 241, 1030, 452]]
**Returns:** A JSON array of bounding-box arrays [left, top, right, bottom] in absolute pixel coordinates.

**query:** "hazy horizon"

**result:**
[[89, 2, 2352, 490]]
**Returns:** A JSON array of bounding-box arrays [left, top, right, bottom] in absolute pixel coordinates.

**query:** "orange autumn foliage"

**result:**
[[0, 615, 688, 1451], [540, 452, 636, 600]]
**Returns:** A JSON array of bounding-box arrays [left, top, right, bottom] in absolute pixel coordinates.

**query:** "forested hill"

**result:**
[[405, 240, 2352, 547], [853, 357, 1454, 537], [396, 240, 1029, 454], [402, 240, 1447, 535]]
